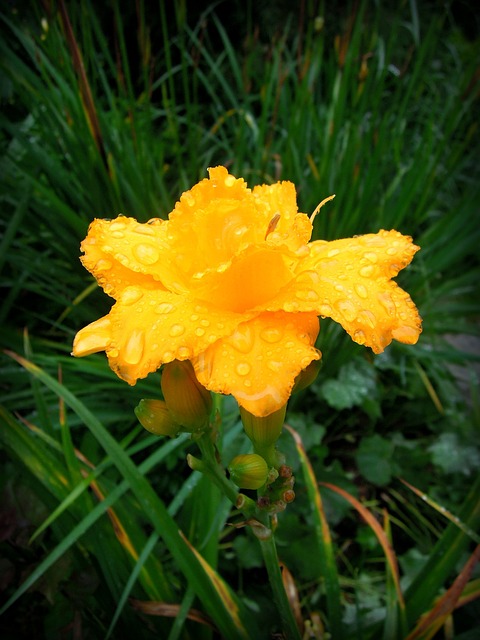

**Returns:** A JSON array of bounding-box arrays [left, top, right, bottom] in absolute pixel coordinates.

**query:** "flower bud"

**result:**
[[292, 359, 321, 394], [228, 454, 269, 490], [161, 360, 212, 431], [240, 404, 286, 449], [134, 399, 180, 437]]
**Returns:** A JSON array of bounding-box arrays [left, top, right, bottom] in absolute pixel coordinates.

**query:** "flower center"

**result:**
[[195, 247, 294, 313]]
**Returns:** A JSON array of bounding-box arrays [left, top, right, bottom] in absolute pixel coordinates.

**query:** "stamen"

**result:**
[[310, 194, 336, 223], [264, 213, 281, 240]]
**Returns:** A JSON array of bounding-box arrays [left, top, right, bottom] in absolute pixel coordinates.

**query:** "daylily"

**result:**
[[73, 166, 421, 417]]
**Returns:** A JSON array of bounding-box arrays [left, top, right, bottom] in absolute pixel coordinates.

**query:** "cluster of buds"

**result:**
[[135, 360, 212, 436], [256, 464, 295, 514]]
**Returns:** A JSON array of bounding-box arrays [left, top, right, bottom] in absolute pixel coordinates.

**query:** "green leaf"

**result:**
[[320, 359, 378, 411], [356, 434, 396, 486]]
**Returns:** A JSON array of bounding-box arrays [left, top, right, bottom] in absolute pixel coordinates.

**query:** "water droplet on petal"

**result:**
[[134, 224, 155, 236], [224, 175, 236, 187], [177, 346, 191, 358], [244, 379, 252, 387], [183, 193, 195, 207], [354, 329, 366, 344], [114, 252, 129, 265], [123, 330, 145, 365], [133, 243, 160, 265], [386, 247, 397, 255], [378, 292, 396, 316], [335, 299, 357, 322], [121, 287, 143, 306], [328, 248, 340, 257], [195, 327, 205, 337], [111, 230, 125, 239], [267, 360, 283, 372], [169, 324, 185, 337], [228, 326, 254, 353], [155, 302, 175, 314], [360, 265, 374, 277], [109, 348, 119, 358], [163, 350, 174, 361], [319, 303, 332, 316], [200, 319, 210, 327], [95, 259, 112, 271], [260, 327, 283, 343], [236, 362, 251, 376], [295, 289, 319, 301], [110, 221, 126, 231], [354, 284, 368, 299], [363, 252, 378, 263]]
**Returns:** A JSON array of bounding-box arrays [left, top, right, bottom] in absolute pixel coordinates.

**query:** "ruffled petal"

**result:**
[[80, 216, 184, 297], [262, 229, 422, 353], [103, 289, 253, 384], [192, 312, 320, 417]]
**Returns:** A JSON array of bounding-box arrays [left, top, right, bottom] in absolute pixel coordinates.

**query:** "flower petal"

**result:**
[[99, 289, 253, 384], [80, 216, 183, 297], [263, 229, 422, 353], [72, 315, 112, 357], [192, 312, 320, 417]]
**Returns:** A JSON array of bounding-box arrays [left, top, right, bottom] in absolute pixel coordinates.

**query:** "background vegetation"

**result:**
[[1, 0, 479, 638]]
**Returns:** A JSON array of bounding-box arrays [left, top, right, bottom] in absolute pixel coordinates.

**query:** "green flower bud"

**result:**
[[292, 359, 321, 394], [134, 399, 180, 437], [239, 404, 286, 449], [161, 360, 212, 431], [228, 454, 269, 490]]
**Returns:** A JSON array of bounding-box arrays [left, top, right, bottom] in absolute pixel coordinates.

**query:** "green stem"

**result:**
[[257, 524, 302, 640]]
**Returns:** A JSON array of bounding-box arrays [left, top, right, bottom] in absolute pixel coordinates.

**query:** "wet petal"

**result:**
[[192, 312, 320, 417], [104, 289, 253, 384], [80, 216, 182, 297], [72, 315, 112, 356], [263, 230, 422, 353]]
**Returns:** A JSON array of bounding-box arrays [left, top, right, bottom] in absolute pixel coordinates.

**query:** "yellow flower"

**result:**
[[73, 166, 421, 417]]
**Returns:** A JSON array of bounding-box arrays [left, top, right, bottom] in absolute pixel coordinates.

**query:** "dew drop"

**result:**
[[244, 379, 252, 387], [334, 284, 344, 292], [195, 327, 205, 337], [110, 221, 126, 231], [363, 252, 378, 263], [328, 248, 340, 257], [95, 259, 112, 271], [285, 341, 295, 348], [378, 292, 396, 316], [224, 175, 236, 187], [109, 348, 119, 358], [268, 360, 283, 372], [114, 252, 129, 265], [360, 310, 377, 328], [111, 230, 125, 239], [121, 288, 143, 306], [133, 243, 160, 265], [236, 362, 251, 376], [335, 299, 357, 322], [163, 350, 174, 361], [208, 334, 217, 343], [360, 265, 374, 277], [354, 329, 366, 344], [155, 302, 175, 314], [295, 289, 319, 301], [169, 324, 185, 337], [284, 301, 299, 312], [190, 314, 199, 321], [319, 303, 332, 316], [228, 326, 254, 353], [354, 283, 368, 299], [387, 247, 397, 255], [134, 224, 155, 236], [177, 346, 191, 358], [200, 319, 210, 327], [183, 193, 195, 207], [260, 327, 283, 343], [123, 330, 145, 365]]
